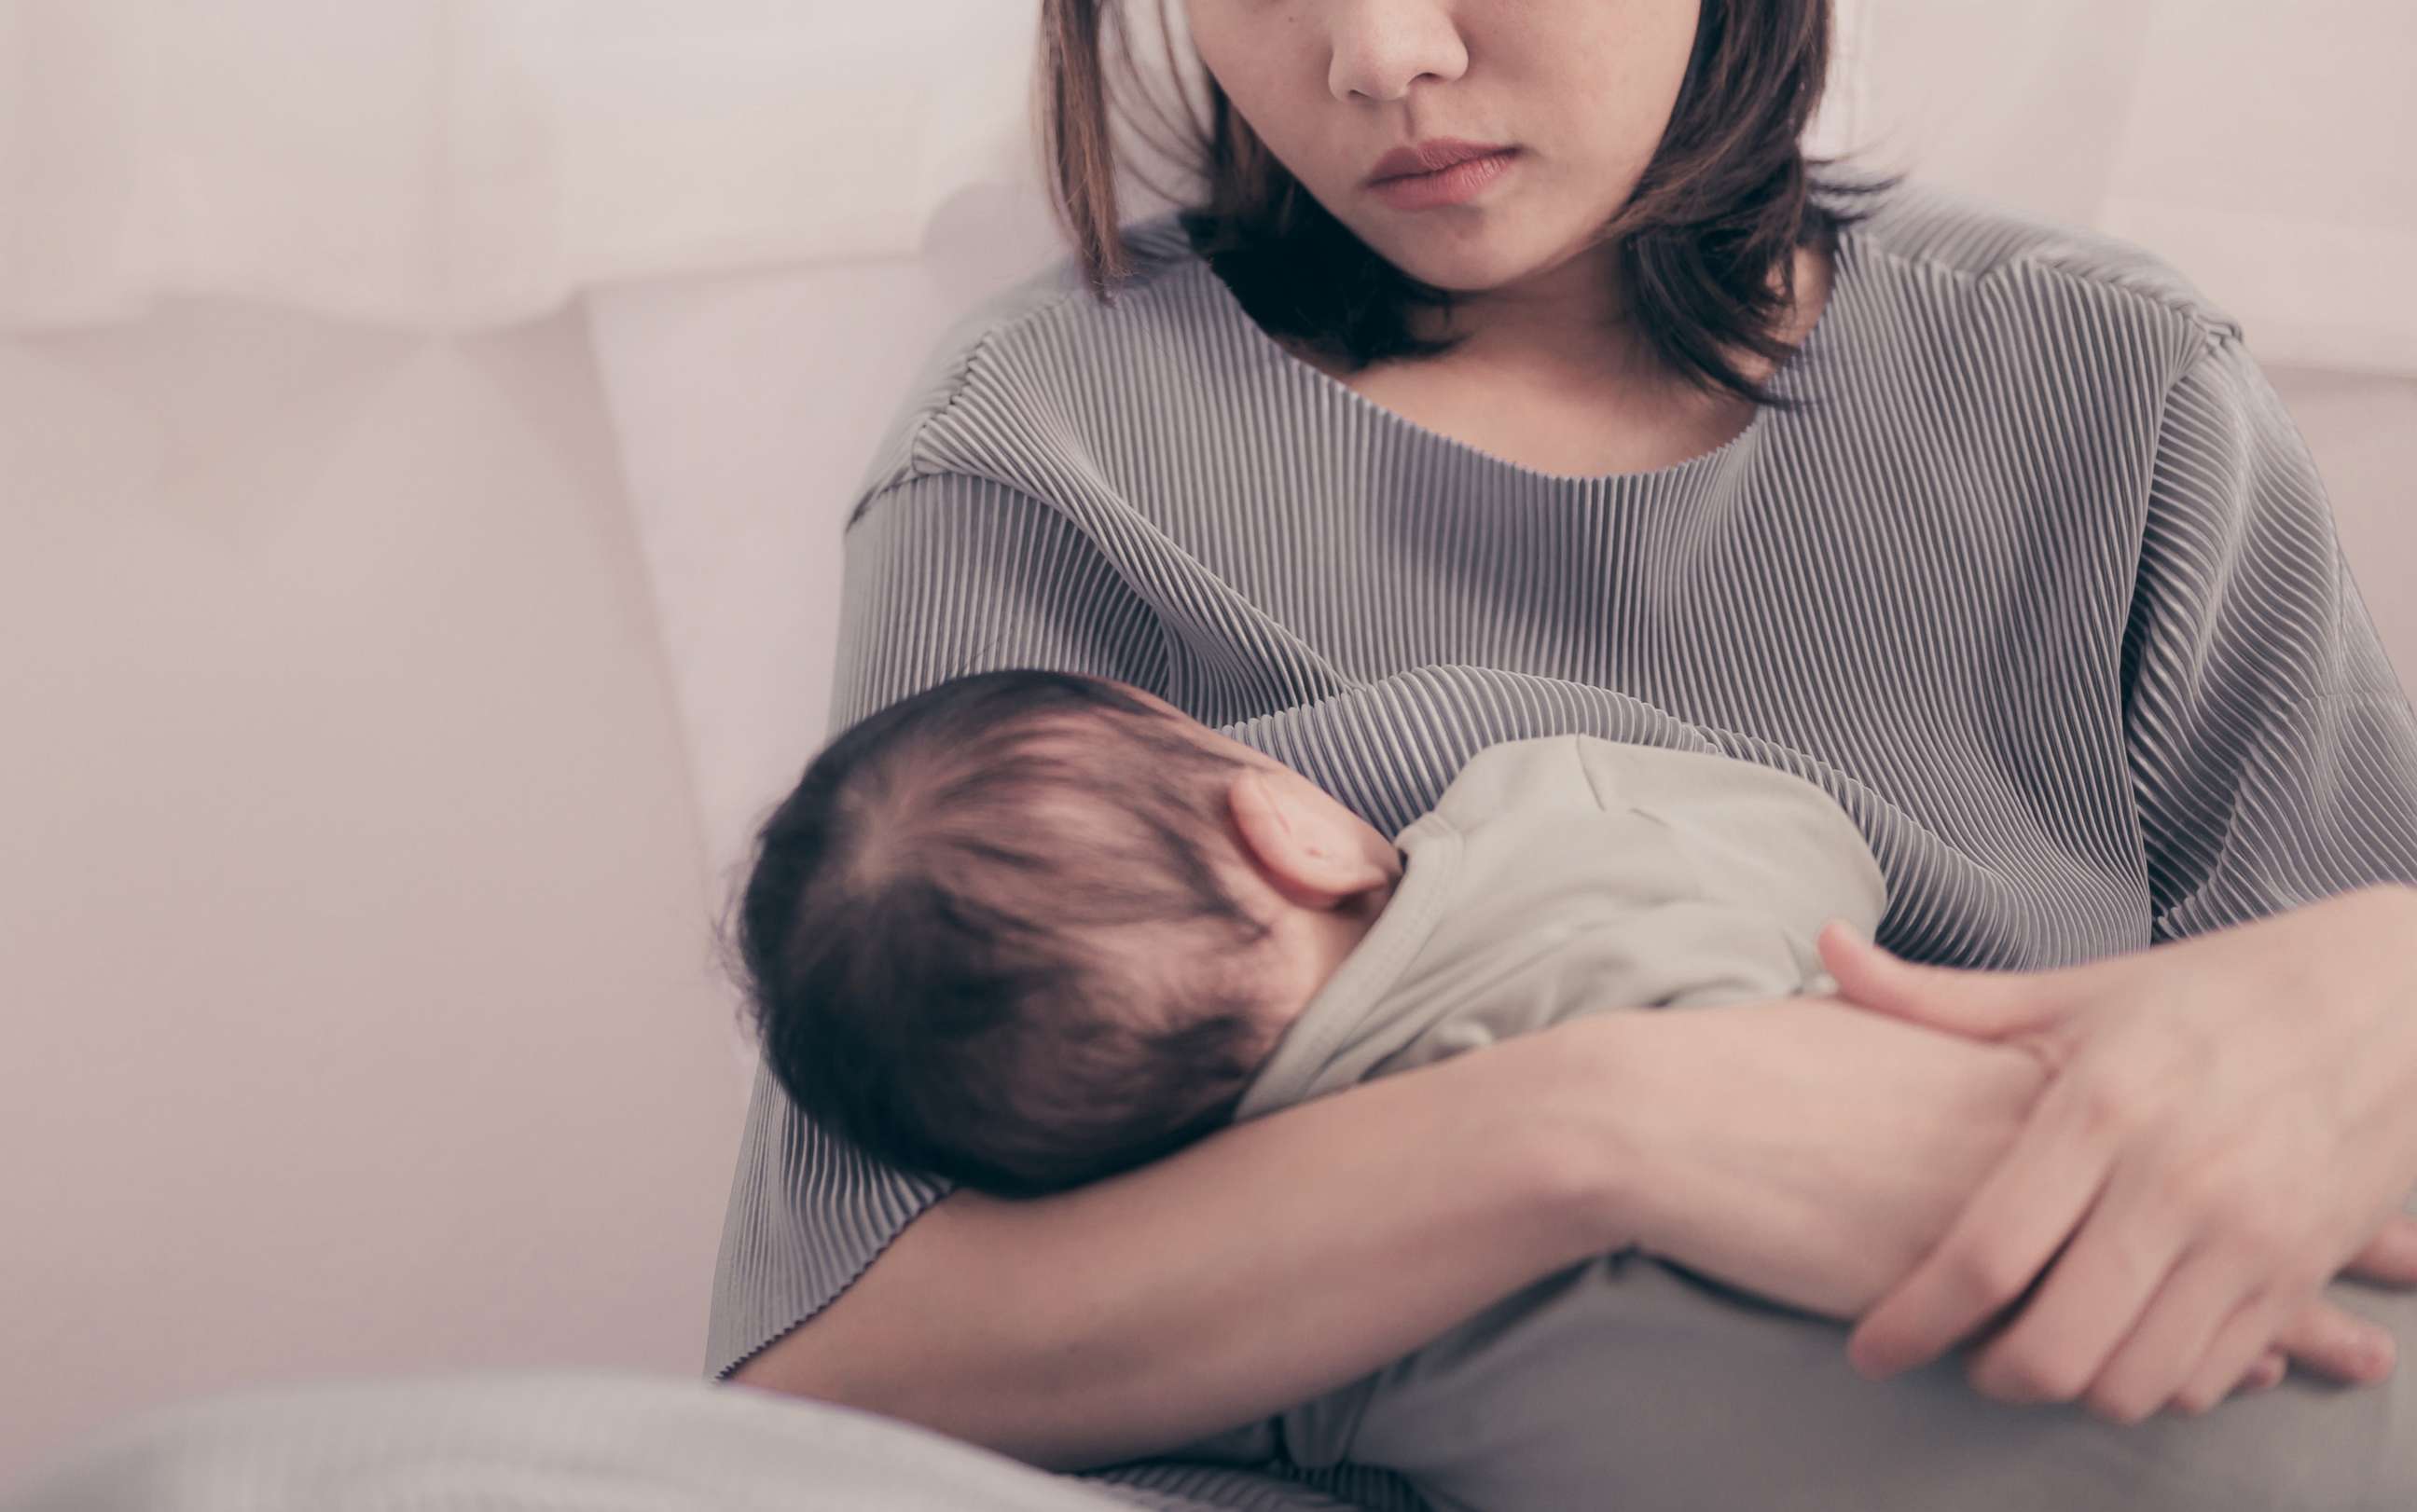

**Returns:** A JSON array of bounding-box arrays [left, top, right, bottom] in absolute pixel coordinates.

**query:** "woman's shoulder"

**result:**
[[927, 212, 1210, 357], [1834, 178, 2243, 350], [849, 212, 1228, 509]]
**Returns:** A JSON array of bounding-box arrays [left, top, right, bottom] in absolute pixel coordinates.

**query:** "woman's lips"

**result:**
[[1367, 148, 1520, 212]]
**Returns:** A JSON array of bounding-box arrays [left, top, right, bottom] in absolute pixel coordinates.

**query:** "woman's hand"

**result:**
[[1818, 885, 2417, 1423]]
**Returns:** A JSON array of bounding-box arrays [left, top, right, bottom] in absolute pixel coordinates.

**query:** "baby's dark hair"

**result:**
[[728, 669, 1287, 1200]]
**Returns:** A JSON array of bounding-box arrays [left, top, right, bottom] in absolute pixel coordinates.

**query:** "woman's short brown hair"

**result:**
[[1037, 0, 1884, 406]]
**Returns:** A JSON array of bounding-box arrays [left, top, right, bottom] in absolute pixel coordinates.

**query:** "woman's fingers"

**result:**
[[2341, 1208, 2417, 1286], [2245, 1350, 2289, 1392], [2173, 1292, 2394, 1414], [2200, 1210, 2417, 1409], [1814, 922, 2070, 1041], [2175, 1289, 2314, 1414], [1962, 1162, 2197, 1409], [1847, 1071, 2119, 1380], [2084, 1265, 2396, 1420], [2271, 1296, 2397, 1384], [2073, 1245, 2244, 1424], [2085, 1225, 2410, 1418]]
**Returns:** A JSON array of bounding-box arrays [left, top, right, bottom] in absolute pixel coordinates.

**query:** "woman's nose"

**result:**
[[1326, 1, 1471, 103]]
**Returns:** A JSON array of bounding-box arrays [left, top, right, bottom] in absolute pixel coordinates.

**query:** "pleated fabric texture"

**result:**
[[709, 183, 2417, 1512]]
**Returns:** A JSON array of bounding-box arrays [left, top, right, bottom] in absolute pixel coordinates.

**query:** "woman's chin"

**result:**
[[1366, 235, 1531, 297], [1348, 210, 1569, 296]]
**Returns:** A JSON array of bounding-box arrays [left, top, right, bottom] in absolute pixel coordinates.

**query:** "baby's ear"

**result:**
[[1227, 768, 1389, 906]]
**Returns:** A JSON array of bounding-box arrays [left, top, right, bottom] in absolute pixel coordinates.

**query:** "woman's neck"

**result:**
[[1284, 242, 1833, 479], [1410, 241, 1832, 396], [1408, 244, 1649, 381]]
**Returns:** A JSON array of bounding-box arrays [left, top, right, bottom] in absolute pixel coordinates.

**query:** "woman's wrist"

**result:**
[[1531, 997, 2051, 1321], [1531, 1004, 1836, 1305], [1512, 1010, 1671, 1258]]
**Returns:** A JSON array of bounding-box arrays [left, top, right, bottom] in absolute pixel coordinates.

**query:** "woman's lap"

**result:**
[[1472, 1261, 2417, 1512]]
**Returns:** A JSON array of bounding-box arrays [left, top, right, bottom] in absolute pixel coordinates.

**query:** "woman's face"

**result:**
[[1184, 0, 1704, 296]]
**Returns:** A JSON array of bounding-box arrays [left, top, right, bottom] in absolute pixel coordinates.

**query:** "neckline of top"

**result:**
[[1179, 218, 1858, 491]]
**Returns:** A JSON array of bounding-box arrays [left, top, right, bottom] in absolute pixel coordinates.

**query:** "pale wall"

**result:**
[[0, 303, 751, 1478]]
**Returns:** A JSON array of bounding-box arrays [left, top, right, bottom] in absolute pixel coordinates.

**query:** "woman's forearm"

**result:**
[[725, 1022, 1635, 1474], [1584, 997, 2051, 1321]]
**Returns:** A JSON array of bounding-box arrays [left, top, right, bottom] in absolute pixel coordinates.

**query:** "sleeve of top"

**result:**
[[2121, 331, 2417, 945], [704, 469, 1169, 1381]]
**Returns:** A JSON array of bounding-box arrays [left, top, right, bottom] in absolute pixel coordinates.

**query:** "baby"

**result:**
[[733, 667, 2417, 1512], [729, 666, 1871, 1203]]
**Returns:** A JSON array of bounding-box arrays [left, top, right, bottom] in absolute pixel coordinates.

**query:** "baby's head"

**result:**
[[731, 669, 1402, 1200]]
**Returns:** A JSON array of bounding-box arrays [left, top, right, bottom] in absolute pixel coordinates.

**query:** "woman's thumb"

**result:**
[[1815, 919, 2058, 1040]]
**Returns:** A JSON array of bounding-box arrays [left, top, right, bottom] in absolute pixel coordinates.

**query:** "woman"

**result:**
[[711, 2, 2417, 1507]]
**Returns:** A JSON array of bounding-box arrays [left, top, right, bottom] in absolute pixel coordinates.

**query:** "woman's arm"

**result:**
[[726, 984, 2085, 1473], [730, 1013, 1630, 1473]]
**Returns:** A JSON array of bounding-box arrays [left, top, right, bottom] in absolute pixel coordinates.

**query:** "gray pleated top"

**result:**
[[706, 183, 2417, 1512]]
